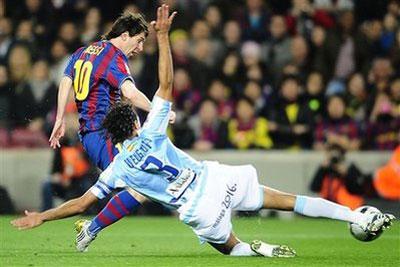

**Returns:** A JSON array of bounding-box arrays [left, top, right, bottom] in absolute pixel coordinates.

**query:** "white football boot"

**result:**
[[250, 240, 296, 258], [359, 212, 396, 233], [75, 219, 96, 252]]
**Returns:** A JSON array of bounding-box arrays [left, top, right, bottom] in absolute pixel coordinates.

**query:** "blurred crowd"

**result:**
[[1, 0, 399, 151]]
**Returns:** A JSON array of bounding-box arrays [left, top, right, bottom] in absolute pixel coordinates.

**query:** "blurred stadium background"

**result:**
[[0, 0, 399, 252]]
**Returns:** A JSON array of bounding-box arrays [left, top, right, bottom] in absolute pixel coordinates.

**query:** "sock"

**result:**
[[294, 195, 365, 224], [88, 190, 141, 235], [230, 242, 258, 256]]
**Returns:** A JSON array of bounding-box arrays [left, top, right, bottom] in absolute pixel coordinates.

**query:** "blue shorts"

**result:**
[[80, 130, 119, 171]]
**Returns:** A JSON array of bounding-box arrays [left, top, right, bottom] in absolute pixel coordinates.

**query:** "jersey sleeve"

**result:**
[[107, 53, 134, 89], [142, 95, 172, 135], [90, 161, 117, 199], [63, 47, 84, 79]]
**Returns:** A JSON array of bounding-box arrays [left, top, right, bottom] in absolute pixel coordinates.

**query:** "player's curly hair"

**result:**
[[103, 12, 149, 40], [103, 102, 139, 145]]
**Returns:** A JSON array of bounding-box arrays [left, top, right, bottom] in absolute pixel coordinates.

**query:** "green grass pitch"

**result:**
[[1, 216, 399, 266]]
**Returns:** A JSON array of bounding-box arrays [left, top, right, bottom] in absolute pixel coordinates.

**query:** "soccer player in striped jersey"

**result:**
[[48, 12, 173, 238], [12, 5, 395, 258]]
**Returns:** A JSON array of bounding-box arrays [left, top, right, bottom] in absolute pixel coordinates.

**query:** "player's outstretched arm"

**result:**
[[11, 190, 98, 230], [120, 79, 176, 123], [152, 4, 177, 102], [121, 80, 151, 112], [49, 76, 73, 149]]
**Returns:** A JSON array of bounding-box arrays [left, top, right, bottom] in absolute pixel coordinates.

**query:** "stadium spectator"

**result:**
[[228, 96, 272, 149], [268, 75, 313, 149], [303, 71, 325, 124], [286, 0, 335, 37], [222, 20, 242, 53], [8, 44, 33, 127], [204, 4, 223, 39], [241, 41, 266, 85], [172, 68, 201, 115], [243, 80, 267, 115], [314, 94, 361, 151], [207, 79, 235, 121], [0, 17, 13, 61], [262, 15, 292, 84], [188, 98, 229, 151], [14, 19, 38, 57], [49, 39, 70, 85], [366, 93, 400, 150], [80, 7, 103, 45], [289, 35, 310, 81], [346, 73, 368, 126], [235, 0, 269, 42], [57, 21, 82, 53], [310, 144, 365, 210], [218, 51, 244, 93], [332, 10, 356, 80], [26, 60, 57, 131]]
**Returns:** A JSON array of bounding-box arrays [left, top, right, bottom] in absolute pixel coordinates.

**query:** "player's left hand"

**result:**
[[11, 210, 44, 230], [169, 110, 176, 124], [150, 4, 177, 34], [49, 118, 65, 149]]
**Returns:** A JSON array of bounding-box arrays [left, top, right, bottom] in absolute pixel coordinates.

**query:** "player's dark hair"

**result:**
[[103, 102, 139, 145], [103, 12, 149, 40]]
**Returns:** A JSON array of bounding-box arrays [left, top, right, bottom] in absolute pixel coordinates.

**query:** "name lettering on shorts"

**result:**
[[212, 183, 237, 228]]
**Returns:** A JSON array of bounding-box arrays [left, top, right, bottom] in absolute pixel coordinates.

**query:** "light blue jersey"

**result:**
[[90, 96, 204, 209]]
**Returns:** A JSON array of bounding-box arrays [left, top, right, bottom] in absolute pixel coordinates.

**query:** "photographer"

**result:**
[[310, 144, 366, 209]]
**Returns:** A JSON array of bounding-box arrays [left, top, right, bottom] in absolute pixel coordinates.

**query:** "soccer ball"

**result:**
[[349, 206, 382, 242]]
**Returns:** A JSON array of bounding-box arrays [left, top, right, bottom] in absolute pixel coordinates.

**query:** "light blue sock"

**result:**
[[294, 195, 364, 224], [230, 242, 257, 256]]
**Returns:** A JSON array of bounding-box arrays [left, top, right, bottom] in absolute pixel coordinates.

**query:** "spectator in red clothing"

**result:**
[[207, 79, 235, 121], [188, 98, 229, 151], [314, 94, 361, 151], [286, 0, 335, 37], [172, 68, 201, 116]]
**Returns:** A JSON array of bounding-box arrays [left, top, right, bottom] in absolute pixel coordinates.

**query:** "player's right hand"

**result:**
[[49, 119, 65, 149], [150, 4, 177, 34], [10, 210, 44, 230]]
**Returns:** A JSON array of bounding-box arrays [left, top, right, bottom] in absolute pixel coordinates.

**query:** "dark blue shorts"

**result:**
[[80, 130, 119, 171]]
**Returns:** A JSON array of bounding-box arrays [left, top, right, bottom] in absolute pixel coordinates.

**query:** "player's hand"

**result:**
[[49, 118, 65, 149], [10, 210, 44, 230], [150, 4, 177, 34], [169, 110, 176, 124]]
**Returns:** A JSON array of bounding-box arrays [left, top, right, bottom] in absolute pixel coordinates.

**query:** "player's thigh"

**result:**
[[81, 131, 119, 170], [262, 186, 296, 211]]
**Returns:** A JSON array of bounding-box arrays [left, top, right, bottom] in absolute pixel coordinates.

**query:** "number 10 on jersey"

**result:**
[[73, 59, 93, 101]]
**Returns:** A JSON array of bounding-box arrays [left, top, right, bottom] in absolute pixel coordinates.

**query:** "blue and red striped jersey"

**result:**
[[64, 41, 134, 134]]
